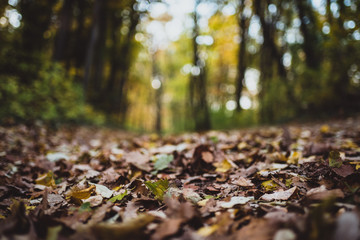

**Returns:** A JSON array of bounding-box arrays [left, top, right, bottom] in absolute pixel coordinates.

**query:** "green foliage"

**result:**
[[259, 77, 296, 123], [0, 63, 105, 125], [210, 108, 258, 130]]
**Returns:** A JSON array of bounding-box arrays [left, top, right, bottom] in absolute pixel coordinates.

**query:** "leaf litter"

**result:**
[[1, 118, 360, 239]]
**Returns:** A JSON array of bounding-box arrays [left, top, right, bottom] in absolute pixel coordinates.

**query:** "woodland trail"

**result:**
[[1, 117, 360, 240]]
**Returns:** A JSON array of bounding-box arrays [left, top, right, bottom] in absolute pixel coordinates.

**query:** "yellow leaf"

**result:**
[[197, 224, 219, 237], [349, 162, 360, 170], [197, 198, 209, 207], [35, 171, 56, 187], [320, 124, 330, 133], [112, 185, 123, 191], [237, 142, 248, 150], [129, 170, 142, 182], [67, 185, 96, 200], [262, 180, 280, 191], [341, 139, 358, 149], [214, 159, 232, 173], [287, 151, 301, 165]]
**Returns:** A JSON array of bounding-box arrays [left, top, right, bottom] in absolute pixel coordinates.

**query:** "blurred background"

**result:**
[[0, 0, 360, 133]]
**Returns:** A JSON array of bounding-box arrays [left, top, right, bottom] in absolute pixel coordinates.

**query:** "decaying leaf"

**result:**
[[124, 151, 151, 172], [152, 218, 183, 240], [262, 180, 280, 191], [145, 179, 169, 201], [214, 159, 234, 173], [83, 195, 103, 207], [92, 183, 114, 198], [67, 185, 96, 200], [306, 185, 344, 200], [90, 214, 155, 239], [329, 151, 343, 168], [152, 154, 174, 173], [260, 187, 297, 201], [3, 118, 360, 240], [232, 176, 254, 187], [46, 152, 69, 162], [219, 196, 254, 208], [35, 171, 56, 187]]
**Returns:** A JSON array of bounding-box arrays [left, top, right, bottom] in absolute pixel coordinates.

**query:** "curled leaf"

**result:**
[[35, 171, 56, 187], [214, 159, 233, 173], [67, 185, 96, 200]]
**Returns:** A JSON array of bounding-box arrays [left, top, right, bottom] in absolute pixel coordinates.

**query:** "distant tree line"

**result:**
[[0, 0, 359, 130]]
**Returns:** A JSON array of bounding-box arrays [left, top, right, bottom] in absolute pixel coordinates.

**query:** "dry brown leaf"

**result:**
[[260, 187, 297, 201]]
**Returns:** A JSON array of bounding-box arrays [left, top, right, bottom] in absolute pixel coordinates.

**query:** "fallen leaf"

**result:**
[[67, 185, 96, 200], [83, 195, 103, 207], [124, 151, 151, 172], [109, 189, 128, 203], [219, 196, 254, 208], [145, 179, 169, 201], [331, 164, 354, 177], [46, 152, 69, 162], [262, 180, 280, 191], [233, 177, 254, 187], [306, 185, 344, 200], [35, 171, 56, 187], [329, 151, 343, 168], [47, 194, 65, 207], [92, 183, 114, 198], [182, 188, 202, 203], [152, 218, 183, 240], [232, 218, 278, 240], [214, 159, 233, 173], [152, 154, 174, 173], [260, 187, 297, 201], [197, 224, 219, 237], [90, 214, 155, 239]]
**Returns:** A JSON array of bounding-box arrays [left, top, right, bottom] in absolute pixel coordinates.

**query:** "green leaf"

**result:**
[[210, 136, 219, 143], [109, 190, 128, 203], [329, 151, 342, 168], [145, 179, 169, 201], [79, 202, 92, 212], [153, 154, 174, 173]]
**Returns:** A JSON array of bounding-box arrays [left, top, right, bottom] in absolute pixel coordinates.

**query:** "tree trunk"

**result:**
[[235, 0, 250, 112], [152, 53, 163, 134], [295, 0, 322, 69], [53, 0, 74, 62], [189, 0, 211, 131], [83, 0, 104, 94]]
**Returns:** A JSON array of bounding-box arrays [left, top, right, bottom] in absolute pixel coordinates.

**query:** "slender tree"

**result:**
[[235, 0, 251, 112], [189, 0, 211, 131], [53, 0, 74, 63]]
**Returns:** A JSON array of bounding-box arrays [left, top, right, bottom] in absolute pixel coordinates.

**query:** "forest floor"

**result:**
[[1, 117, 360, 240]]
